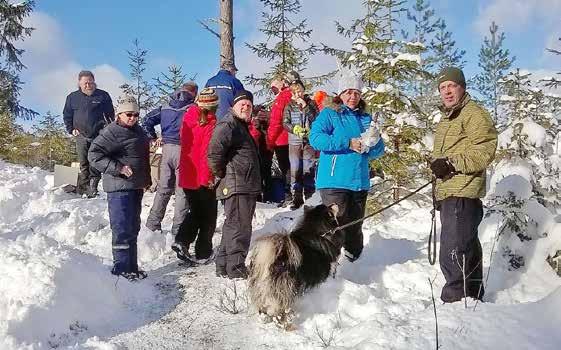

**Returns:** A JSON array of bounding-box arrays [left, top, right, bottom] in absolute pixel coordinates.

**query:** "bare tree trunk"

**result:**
[[220, 0, 235, 68]]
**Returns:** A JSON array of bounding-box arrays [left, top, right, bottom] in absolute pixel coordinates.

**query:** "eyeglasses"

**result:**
[[124, 112, 140, 118]]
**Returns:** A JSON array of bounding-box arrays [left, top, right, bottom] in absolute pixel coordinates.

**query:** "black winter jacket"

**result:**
[[207, 111, 262, 199], [63, 89, 115, 138], [88, 121, 151, 193]]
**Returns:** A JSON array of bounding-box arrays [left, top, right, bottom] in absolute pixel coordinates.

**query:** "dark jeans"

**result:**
[[319, 189, 368, 259], [288, 144, 316, 197], [274, 145, 290, 198], [107, 189, 143, 274], [439, 197, 484, 302], [176, 187, 218, 259], [216, 193, 257, 278], [76, 134, 100, 194]]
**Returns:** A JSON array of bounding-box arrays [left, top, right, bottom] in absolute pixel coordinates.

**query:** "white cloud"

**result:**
[[474, 0, 561, 36], [17, 12, 126, 116]]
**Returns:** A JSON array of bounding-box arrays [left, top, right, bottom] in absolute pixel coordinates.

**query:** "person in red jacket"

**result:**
[[173, 88, 219, 263], [267, 73, 302, 206]]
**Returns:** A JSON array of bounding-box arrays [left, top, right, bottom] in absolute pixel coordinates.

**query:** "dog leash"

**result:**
[[323, 179, 436, 262]]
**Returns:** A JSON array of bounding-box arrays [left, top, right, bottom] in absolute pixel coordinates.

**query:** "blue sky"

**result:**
[[17, 0, 561, 118]]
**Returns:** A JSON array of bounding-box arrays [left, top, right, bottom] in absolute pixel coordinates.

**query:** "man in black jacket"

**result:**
[[208, 90, 261, 279], [63, 70, 115, 197]]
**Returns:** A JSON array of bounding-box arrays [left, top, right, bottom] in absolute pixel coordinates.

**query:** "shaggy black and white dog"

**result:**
[[248, 204, 342, 328]]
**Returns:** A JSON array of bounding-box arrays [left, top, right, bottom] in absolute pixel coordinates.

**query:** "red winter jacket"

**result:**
[[178, 105, 216, 189], [266, 88, 292, 148]]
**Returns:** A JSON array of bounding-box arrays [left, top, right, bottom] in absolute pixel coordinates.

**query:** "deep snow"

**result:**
[[1, 160, 560, 350]]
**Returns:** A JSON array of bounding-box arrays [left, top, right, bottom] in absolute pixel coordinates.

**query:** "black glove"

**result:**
[[430, 158, 455, 179]]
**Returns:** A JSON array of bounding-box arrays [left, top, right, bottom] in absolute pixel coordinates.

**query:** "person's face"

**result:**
[[117, 111, 139, 127], [439, 81, 465, 108], [79, 76, 96, 95], [291, 84, 304, 99], [340, 89, 362, 109], [232, 99, 253, 123]]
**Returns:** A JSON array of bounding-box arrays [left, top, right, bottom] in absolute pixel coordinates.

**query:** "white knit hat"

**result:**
[[116, 95, 140, 115], [337, 67, 363, 95]]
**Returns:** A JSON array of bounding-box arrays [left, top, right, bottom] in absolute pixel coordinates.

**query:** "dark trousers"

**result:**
[[107, 190, 143, 274], [176, 187, 218, 259], [76, 134, 100, 194], [320, 189, 368, 259], [260, 148, 274, 202], [288, 144, 316, 197], [439, 197, 484, 302], [216, 193, 257, 278], [274, 145, 291, 198]]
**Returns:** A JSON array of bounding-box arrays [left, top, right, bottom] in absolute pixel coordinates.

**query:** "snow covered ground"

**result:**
[[1, 160, 561, 349]]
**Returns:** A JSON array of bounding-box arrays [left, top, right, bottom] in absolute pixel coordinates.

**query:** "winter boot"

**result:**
[[86, 178, 100, 198], [171, 242, 192, 262], [289, 191, 304, 211]]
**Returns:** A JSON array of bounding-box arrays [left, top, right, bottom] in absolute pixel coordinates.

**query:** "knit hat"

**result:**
[[436, 67, 466, 88], [338, 67, 363, 94], [233, 90, 254, 105], [284, 71, 303, 86], [116, 95, 139, 115], [196, 88, 219, 108]]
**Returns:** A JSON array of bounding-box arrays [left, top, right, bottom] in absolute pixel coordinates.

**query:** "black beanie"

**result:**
[[437, 67, 466, 88], [233, 90, 254, 105]]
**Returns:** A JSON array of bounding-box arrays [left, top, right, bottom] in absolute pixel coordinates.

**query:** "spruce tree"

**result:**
[[0, 0, 36, 119], [153, 64, 192, 104], [120, 39, 156, 116], [328, 0, 430, 200], [245, 0, 322, 97], [429, 18, 466, 72], [32, 112, 74, 170], [472, 21, 515, 125], [544, 37, 561, 89], [497, 69, 560, 206]]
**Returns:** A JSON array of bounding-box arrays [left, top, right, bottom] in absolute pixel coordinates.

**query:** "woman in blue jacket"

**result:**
[[309, 75, 384, 262]]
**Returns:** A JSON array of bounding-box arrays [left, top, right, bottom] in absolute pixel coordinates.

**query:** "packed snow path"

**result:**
[[1, 161, 561, 349]]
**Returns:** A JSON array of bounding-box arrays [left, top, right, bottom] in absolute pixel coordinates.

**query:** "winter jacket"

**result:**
[[309, 99, 385, 191], [266, 88, 291, 148], [63, 89, 115, 139], [207, 111, 262, 200], [88, 121, 151, 193], [282, 95, 318, 145], [204, 70, 245, 120], [433, 93, 497, 201], [178, 105, 216, 189], [142, 91, 195, 145]]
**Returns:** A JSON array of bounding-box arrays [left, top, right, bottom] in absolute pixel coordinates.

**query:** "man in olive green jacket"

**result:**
[[430, 67, 498, 303]]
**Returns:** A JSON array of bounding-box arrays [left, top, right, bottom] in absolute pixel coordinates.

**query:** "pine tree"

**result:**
[[328, 0, 430, 200], [32, 112, 75, 170], [429, 18, 466, 72], [0, 0, 36, 119], [543, 37, 561, 89], [153, 65, 193, 104], [497, 69, 560, 206], [120, 39, 156, 116], [472, 21, 515, 124], [245, 0, 323, 97]]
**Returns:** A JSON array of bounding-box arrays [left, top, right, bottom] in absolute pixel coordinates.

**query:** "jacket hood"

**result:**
[[169, 90, 195, 109]]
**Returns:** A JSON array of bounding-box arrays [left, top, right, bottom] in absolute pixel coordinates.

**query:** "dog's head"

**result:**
[[295, 203, 339, 234]]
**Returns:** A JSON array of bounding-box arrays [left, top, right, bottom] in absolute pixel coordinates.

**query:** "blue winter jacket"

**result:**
[[309, 103, 385, 191], [205, 70, 245, 120], [142, 91, 195, 145]]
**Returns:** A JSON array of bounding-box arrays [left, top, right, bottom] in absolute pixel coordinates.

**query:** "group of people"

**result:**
[[63, 62, 498, 304]]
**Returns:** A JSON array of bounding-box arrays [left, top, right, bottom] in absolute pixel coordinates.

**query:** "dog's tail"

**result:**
[[250, 233, 302, 280]]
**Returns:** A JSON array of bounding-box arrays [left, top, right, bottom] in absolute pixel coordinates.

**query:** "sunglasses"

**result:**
[[124, 112, 140, 118]]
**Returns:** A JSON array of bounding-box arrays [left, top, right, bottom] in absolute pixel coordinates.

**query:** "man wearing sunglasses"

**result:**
[[63, 70, 115, 198]]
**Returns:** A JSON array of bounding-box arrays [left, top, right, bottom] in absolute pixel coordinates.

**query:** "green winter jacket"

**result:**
[[432, 93, 498, 201]]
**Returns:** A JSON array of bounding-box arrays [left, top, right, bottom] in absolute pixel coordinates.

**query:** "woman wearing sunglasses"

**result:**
[[88, 96, 152, 281]]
